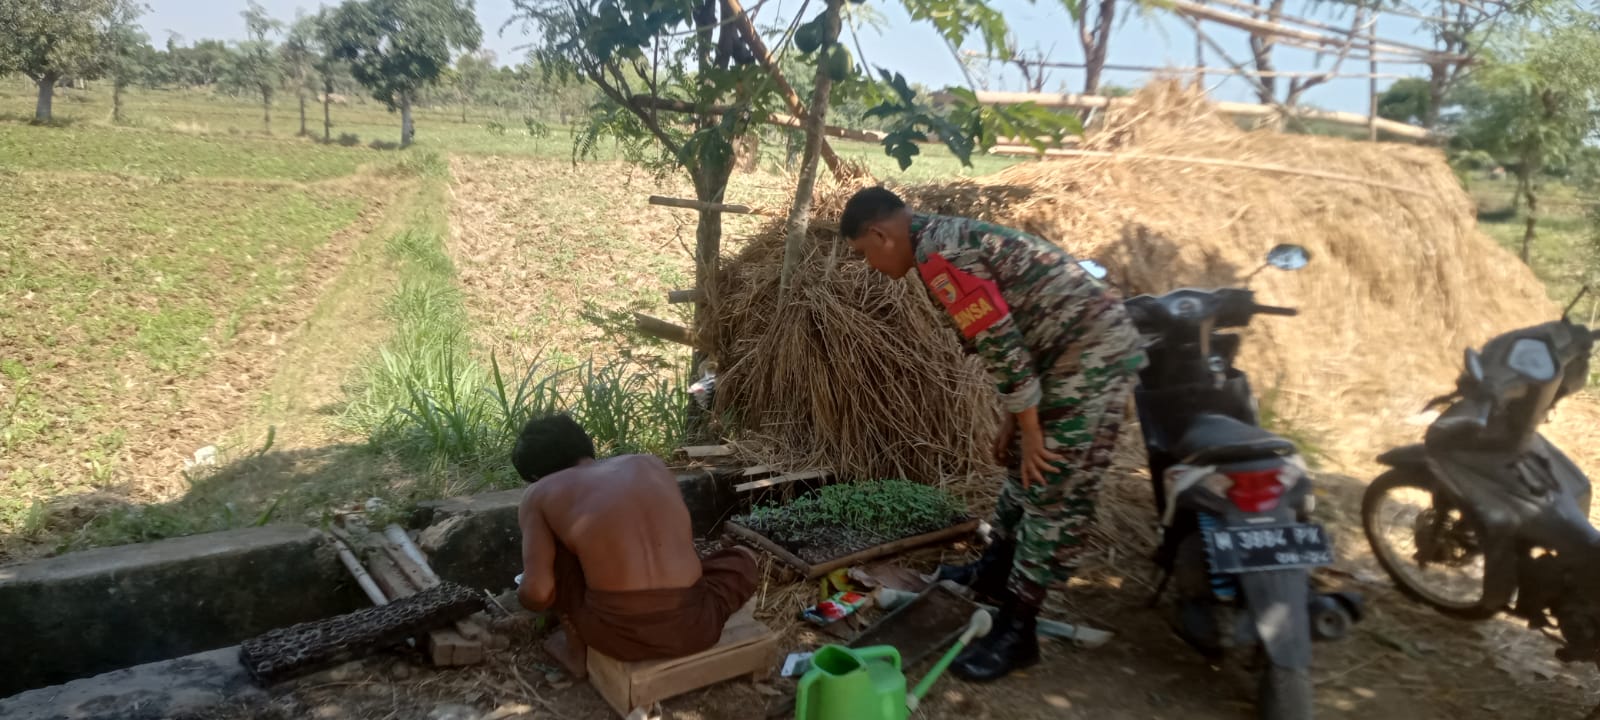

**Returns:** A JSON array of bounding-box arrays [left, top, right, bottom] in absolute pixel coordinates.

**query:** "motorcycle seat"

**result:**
[[1175, 413, 1297, 465]]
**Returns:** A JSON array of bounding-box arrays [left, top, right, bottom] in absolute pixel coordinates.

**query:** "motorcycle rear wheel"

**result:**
[[1362, 469, 1499, 621]]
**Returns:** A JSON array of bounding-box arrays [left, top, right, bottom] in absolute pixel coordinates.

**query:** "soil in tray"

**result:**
[[733, 480, 971, 565]]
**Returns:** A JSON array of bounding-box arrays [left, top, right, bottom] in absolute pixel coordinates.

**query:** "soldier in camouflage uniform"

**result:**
[[841, 187, 1145, 682]]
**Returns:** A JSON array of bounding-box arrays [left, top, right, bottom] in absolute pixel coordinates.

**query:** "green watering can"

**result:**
[[794, 609, 991, 720]]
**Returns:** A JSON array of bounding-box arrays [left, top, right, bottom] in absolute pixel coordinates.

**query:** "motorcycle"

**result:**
[[1087, 245, 1359, 719], [1363, 288, 1600, 669]]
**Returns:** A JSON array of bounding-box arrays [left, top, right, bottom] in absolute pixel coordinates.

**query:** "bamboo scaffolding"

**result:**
[[1167, 0, 1465, 63]]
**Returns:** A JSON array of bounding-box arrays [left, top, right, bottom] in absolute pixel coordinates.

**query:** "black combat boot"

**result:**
[[950, 592, 1040, 682], [933, 539, 1015, 602]]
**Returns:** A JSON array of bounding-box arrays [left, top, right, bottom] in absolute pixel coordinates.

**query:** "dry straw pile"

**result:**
[[709, 82, 1579, 495]]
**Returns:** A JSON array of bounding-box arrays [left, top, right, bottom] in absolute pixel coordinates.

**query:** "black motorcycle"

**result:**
[[1095, 245, 1358, 719], [1363, 289, 1600, 669]]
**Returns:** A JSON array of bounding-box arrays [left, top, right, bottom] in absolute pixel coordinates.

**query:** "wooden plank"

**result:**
[[649, 195, 759, 215], [633, 312, 694, 346], [739, 465, 773, 477], [734, 469, 828, 493], [802, 520, 981, 580], [679, 444, 734, 458], [667, 288, 704, 304], [723, 522, 810, 575], [326, 532, 388, 606]]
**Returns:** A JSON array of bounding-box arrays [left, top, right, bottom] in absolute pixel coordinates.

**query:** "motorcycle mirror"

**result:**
[[1465, 348, 1485, 382], [1266, 244, 1311, 271], [1077, 259, 1109, 280]]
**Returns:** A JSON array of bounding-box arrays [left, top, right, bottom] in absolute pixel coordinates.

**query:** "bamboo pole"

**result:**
[[722, 0, 845, 181], [633, 313, 695, 346], [971, 90, 1432, 139], [327, 532, 388, 606], [725, 522, 812, 575], [629, 95, 888, 143], [965, 54, 1405, 79], [801, 520, 981, 580], [1368, 9, 1379, 142], [649, 194, 760, 215], [985, 146, 1433, 195], [667, 288, 705, 304]]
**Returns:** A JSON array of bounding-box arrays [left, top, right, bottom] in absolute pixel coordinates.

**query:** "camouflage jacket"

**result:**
[[911, 213, 1143, 414]]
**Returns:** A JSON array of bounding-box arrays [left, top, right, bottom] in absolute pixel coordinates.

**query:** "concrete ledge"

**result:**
[[0, 524, 361, 697], [416, 469, 739, 593], [0, 646, 260, 720]]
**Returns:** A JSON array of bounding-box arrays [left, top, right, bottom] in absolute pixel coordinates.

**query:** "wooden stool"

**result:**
[[586, 604, 779, 718]]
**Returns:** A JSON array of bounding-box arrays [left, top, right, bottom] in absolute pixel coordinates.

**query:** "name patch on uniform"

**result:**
[[951, 290, 1003, 338], [918, 252, 1010, 339]]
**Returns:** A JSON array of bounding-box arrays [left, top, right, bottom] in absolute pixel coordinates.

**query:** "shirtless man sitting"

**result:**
[[512, 413, 758, 678]]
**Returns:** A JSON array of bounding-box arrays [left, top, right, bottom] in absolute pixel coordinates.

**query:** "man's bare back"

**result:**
[[519, 454, 701, 596], [509, 414, 759, 676]]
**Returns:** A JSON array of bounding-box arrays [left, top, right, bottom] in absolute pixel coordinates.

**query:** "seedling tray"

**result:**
[[724, 519, 979, 580]]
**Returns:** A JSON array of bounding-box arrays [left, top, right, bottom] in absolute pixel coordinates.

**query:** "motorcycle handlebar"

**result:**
[[1251, 304, 1299, 317]]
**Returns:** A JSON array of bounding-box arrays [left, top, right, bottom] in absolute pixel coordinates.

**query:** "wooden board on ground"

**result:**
[[679, 444, 734, 458], [586, 603, 779, 718]]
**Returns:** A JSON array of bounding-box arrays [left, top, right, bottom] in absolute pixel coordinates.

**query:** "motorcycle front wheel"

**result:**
[[1362, 469, 1499, 621], [1257, 664, 1313, 720]]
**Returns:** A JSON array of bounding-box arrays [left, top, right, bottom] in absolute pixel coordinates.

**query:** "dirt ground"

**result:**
[[221, 468, 1599, 720]]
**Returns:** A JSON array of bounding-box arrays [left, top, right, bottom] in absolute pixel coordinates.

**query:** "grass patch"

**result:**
[[0, 172, 364, 547], [0, 121, 369, 181]]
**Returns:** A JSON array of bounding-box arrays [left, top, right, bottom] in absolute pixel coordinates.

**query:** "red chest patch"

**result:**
[[918, 253, 1009, 339]]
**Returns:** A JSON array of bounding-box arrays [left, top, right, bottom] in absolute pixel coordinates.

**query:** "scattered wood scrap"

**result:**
[[678, 444, 734, 458], [328, 522, 498, 667], [734, 469, 829, 493]]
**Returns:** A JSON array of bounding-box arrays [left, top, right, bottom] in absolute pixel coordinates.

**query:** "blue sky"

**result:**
[[143, 0, 1436, 114]]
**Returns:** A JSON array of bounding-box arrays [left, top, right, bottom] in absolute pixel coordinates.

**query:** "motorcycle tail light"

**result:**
[[1225, 468, 1287, 512]]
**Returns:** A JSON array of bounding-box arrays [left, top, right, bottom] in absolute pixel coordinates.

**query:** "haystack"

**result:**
[[709, 82, 1570, 493]]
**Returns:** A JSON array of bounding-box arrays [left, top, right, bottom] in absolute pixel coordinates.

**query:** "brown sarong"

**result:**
[[550, 545, 758, 662]]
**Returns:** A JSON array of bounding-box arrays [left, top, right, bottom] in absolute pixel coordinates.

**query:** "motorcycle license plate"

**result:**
[[1204, 523, 1333, 573]]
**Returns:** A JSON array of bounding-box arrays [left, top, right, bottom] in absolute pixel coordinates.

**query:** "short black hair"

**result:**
[[839, 186, 906, 239], [511, 413, 595, 482]]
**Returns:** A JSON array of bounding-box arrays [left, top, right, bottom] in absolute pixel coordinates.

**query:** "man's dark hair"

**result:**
[[839, 186, 906, 239], [511, 413, 595, 482]]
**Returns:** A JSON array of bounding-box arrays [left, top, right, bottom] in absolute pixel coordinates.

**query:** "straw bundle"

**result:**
[[709, 81, 1576, 498]]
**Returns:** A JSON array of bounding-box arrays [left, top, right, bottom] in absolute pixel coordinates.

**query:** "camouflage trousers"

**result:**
[[991, 354, 1142, 606]]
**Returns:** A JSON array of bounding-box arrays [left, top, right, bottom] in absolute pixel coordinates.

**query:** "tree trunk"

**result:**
[[461, 98, 468, 124], [779, 0, 844, 296], [400, 93, 415, 147], [1080, 0, 1116, 96], [34, 75, 56, 123], [298, 90, 308, 136], [1425, 62, 1447, 132], [323, 78, 333, 141], [261, 87, 271, 133], [1520, 165, 1538, 264], [1249, 0, 1285, 105], [113, 80, 125, 124]]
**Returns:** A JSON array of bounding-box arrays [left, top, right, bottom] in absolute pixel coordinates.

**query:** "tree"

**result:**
[[1376, 76, 1432, 125], [453, 49, 496, 122], [325, 0, 482, 147], [312, 9, 351, 141], [105, 0, 148, 124], [230, 1, 283, 133], [1452, 10, 1600, 262], [282, 12, 322, 136], [0, 0, 116, 122]]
